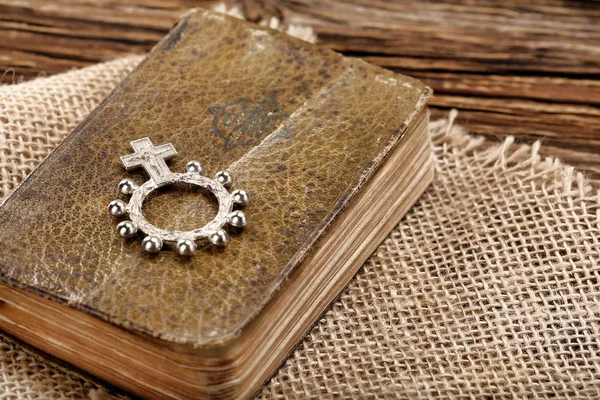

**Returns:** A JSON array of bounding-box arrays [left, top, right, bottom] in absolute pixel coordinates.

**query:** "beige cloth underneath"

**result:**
[[2, 56, 600, 399]]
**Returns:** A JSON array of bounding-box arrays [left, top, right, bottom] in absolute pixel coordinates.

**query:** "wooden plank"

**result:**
[[0, 0, 203, 79]]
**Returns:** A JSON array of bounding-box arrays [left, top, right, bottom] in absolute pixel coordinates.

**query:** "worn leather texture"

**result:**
[[0, 9, 429, 346]]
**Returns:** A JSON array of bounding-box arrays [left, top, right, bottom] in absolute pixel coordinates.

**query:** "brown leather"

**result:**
[[0, 9, 429, 347]]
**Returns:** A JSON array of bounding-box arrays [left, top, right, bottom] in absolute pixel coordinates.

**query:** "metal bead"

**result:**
[[108, 199, 127, 216], [208, 229, 229, 247], [215, 171, 233, 188], [186, 161, 203, 174], [119, 179, 137, 195], [176, 239, 197, 256], [228, 210, 248, 228], [117, 221, 137, 238], [142, 236, 163, 253], [231, 189, 249, 207]]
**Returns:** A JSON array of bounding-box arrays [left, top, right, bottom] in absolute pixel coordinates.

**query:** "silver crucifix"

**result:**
[[120, 138, 177, 185], [108, 137, 250, 255]]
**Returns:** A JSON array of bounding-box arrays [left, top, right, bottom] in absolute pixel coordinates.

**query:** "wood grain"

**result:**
[[1, 0, 599, 179]]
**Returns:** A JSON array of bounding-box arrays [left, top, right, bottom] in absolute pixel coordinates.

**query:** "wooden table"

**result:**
[[1, 0, 599, 179]]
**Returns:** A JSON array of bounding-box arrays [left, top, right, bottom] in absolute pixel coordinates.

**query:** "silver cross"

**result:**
[[120, 138, 177, 185]]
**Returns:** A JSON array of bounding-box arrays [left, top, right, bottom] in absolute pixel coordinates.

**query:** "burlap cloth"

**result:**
[[3, 20, 600, 400]]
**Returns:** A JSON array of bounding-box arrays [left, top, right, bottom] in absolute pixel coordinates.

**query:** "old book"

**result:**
[[0, 8, 432, 399]]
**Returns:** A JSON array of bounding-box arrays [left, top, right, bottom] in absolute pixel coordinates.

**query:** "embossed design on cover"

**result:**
[[208, 94, 290, 151]]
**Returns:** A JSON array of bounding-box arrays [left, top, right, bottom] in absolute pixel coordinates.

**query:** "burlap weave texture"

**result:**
[[2, 43, 600, 400]]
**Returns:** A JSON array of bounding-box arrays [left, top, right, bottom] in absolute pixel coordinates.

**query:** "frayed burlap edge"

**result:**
[[434, 110, 598, 204]]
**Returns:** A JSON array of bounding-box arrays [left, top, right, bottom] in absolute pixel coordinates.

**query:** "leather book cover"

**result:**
[[0, 8, 430, 397]]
